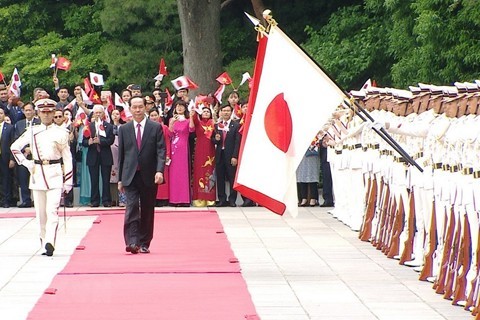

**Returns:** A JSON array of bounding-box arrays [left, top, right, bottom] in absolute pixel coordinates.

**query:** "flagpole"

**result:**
[[342, 98, 423, 172], [261, 12, 422, 173]]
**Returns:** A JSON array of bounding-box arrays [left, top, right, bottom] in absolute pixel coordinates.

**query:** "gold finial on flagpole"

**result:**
[[263, 9, 277, 32], [254, 24, 267, 41], [244, 12, 267, 41]]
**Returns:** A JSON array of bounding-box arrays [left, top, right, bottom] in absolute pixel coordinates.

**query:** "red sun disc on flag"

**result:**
[[176, 80, 183, 87], [93, 76, 98, 83], [14, 75, 19, 81], [264, 93, 292, 153]]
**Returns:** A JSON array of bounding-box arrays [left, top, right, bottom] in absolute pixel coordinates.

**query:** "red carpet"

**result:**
[[61, 211, 240, 274], [28, 211, 259, 320]]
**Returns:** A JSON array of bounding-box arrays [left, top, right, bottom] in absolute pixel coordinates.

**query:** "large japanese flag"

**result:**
[[234, 26, 346, 216]]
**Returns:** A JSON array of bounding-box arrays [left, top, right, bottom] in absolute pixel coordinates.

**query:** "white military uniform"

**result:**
[[10, 99, 73, 254]]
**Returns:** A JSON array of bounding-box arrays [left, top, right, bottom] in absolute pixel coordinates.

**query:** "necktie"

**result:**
[[136, 123, 142, 150], [222, 121, 227, 149], [26, 121, 30, 127]]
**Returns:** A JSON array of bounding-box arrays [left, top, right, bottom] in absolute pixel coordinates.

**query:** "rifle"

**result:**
[[465, 219, 480, 311], [419, 202, 437, 281], [375, 185, 392, 250], [441, 207, 461, 297], [359, 172, 372, 238], [382, 194, 397, 255], [469, 271, 480, 315], [387, 194, 405, 258], [360, 174, 377, 241], [371, 177, 386, 246], [434, 205, 455, 294], [343, 99, 423, 173], [399, 189, 415, 264], [452, 214, 471, 305]]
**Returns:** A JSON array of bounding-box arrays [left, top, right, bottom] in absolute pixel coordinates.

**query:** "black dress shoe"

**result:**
[[320, 202, 334, 207], [103, 203, 112, 207], [90, 203, 99, 207], [215, 201, 228, 207], [229, 202, 236, 207], [139, 246, 150, 254], [45, 243, 55, 257], [3, 204, 10, 208], [125, 244, 139, 254], [241, 200, 255, 207], [65, 203, 73, 208], [18, 202, 32, 208]]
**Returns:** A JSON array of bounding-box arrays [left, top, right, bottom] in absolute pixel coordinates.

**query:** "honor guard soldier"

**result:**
[[10, 99, 73, 257]]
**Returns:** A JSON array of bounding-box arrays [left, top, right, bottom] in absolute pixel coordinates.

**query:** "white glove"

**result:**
[[367, 121, 384, 130], [63, 184, 73, 194], [22, 159, 34, 173]]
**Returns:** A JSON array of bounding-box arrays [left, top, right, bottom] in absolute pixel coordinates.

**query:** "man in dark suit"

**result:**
[[212, 105, 241, 207], [6, 96, 25, 125], [118, 96, 166, 254], [14, 102, 40, 207], [82, 105, 115, 207], [0, 108, 15, 207]]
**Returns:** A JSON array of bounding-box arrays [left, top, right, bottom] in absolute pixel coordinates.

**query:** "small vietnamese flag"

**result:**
[[154, 58, 168, 81], [56, 57, 71, 71], [0, 71, 4, 83], [160, 58, 168, 76], [83, 119, 92, 138], [84, 77, 94, 95], [216, 72, 232, 85]]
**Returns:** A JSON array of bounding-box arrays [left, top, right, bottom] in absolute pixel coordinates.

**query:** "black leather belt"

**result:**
[[34, 159, 62, 165], [433, 163, 442, 170]]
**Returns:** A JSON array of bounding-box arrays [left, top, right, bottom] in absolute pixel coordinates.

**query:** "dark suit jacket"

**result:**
[[13, 118, 41, 160], [212, 120, 241, 162], [14, 118, 41, 139], [81, 121, 115, 166], [0, 122, 14, 162], [118, 119, 166, 187], [7, 105, 24, 125]]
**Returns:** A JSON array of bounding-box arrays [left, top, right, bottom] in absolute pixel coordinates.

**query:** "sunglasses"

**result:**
[[54, 116, 63, 119]]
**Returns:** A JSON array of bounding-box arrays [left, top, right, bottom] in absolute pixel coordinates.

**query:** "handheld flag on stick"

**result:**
[[9, 68, 21, 97], [171, 76, 198, 91], [154, 58, 168, 81], [50, 54, 57, 69], [216, 72, 234, 90], [214, 84, 226, 104], [239, 72, 251, 87], [0, 71, 5, 86], [56, 57, 71, 71], [89, 72, 104, 86], [50, 54, 71, 77]]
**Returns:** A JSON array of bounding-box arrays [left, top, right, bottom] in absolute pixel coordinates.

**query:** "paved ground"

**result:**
[[0, 205, 472, 320]]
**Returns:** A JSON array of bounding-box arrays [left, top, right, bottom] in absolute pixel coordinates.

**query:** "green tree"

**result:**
[[98, 0, 183, 92], [303, 5, 390, 90]]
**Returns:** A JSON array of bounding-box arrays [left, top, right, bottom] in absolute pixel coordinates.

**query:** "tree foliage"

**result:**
[[0, 0, 479, 98], [304, 0, 480, 89]]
